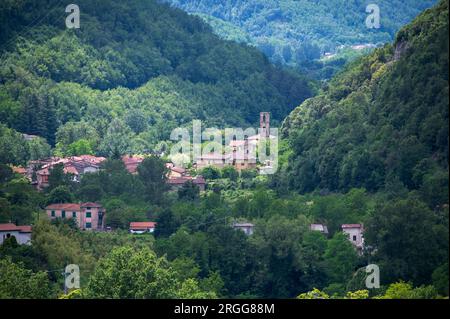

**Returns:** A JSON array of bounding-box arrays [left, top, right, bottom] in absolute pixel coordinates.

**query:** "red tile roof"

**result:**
[[122, 155, 144, 164], [130, 222, 157, 230], [29, 157, 61, 166], [46, 202, 102, 210], [11, 166, 27, 174], [122, 155, 145, 174], [33, 156, 106, 178], [64, 165, 79, 175], [0, 223, 32, 232], [170, 166, 186, 174], [46, 203, 81, 211], [167, 177, 191, 184], [72, 155, 106, 164], [0, 223, 20, 231], [168, 175, 206, 185], [193, 176, 206, 184], [17, 225, 32, 233], [341, 224, 363, 229]]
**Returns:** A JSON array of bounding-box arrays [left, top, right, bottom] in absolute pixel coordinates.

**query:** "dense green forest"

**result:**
[[165, 0, 437, 70], [277, 0, 449, 293], [0, 0, 448, 300], [0, 0, 314, 156], [1, 156, 448, 298], [280, 0, 449, 198]]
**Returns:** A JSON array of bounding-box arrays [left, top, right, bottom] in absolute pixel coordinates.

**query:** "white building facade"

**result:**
[[342, 224, 364, 252], [0, 223, 32, 245]]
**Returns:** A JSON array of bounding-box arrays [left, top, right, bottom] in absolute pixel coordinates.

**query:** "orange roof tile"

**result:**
[[130, 222, 157, 230], [342, 224, 363, 229], [0, 223, 32, 232], [46, 203, 81, 211], [0, 223, 20, 231], [168, 176, 205, 185], [17, 225, 32, 233], [64, 165, 79, 175], [11, 166, 27, 174]]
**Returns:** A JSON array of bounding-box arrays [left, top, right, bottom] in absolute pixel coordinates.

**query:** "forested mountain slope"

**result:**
[[0, 0, 313, 159], [165, 0, 437, 66], [0, 1, 448, 300], [280, 0, 449, 206]]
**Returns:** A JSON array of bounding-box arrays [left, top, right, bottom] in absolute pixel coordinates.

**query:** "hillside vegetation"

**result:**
[[166, 0, 437, 67], [0, 0, 448, 300], [280, 0, 448, 204], [0, 0, 313, 158]]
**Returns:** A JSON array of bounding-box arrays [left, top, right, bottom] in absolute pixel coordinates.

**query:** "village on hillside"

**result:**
[[2, 111, 366, 253]]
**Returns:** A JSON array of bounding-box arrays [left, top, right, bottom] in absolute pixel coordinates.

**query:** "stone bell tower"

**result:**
[[260, 112, 270, 138]]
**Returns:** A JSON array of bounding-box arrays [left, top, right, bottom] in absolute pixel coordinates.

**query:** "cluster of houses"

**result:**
[[12, 154, 207, 192], [12, 112, 277, 194], [4, 115, 364, 251], [26, 155, 107, 190], [166, 162, 206, 191], [194, 112, 276, 172]]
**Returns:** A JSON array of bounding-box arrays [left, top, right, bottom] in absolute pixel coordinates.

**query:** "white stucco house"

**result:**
[[310, 223, 329, 235], [0, 223, 32, 245], [232, 222, 255, 236], [342, 224, 364, 252]]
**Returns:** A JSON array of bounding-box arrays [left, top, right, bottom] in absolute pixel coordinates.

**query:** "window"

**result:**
[[85, 222, 91, 229], [61, 210, 66, 218], [51, 210, 55, 217], [353, 235, 357, 241], [72, 212, 77, 218], [86, 212, 92, 218]]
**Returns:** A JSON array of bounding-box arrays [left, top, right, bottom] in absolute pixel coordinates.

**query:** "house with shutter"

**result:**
[[45, 202, 105, 230], [32, 155, 106, 189]]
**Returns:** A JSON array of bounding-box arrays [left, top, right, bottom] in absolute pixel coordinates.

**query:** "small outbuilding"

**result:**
[[129, 222, 157, 234], [0, 223, 32, 245], [232, 222, 255, 236]]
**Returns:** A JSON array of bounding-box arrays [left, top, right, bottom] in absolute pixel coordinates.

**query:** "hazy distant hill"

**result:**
[[281, 0, 448, 202], [166, 0, 437, 76]]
